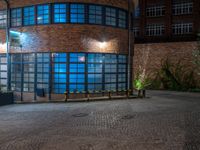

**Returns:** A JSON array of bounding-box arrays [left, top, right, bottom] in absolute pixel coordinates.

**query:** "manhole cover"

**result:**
[[72, 113, 89, 118], [121, 115, 135, 120]]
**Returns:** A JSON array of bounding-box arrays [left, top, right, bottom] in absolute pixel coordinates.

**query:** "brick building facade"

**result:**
[[0, 0, 135, 102], [133, 0, 200, 88]]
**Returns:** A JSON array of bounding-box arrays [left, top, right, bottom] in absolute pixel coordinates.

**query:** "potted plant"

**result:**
[[133, 71, 151, 98]]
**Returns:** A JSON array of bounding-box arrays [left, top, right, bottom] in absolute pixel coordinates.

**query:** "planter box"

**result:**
[[0, 92, 14, 106]]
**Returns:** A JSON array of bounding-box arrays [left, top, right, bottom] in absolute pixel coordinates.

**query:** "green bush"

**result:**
[[151, 59, 198, 91]]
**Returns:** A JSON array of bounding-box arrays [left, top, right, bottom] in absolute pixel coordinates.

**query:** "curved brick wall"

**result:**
[[10, 25, 129, 54], [0, 0, 130, 54]]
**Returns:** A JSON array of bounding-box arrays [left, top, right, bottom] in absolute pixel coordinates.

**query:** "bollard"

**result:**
[[142, 90, 146, 98], [108, 91, 112, 99], [87, 91, 90, 101], [64, 91, 68, 102], [126, 89, 130, 98]]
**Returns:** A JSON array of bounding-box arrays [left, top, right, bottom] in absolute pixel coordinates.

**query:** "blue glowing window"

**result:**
[[118, 55, 127, 63], [53, 84, 66, 94], [70, 64, 85, 73], [23, 6, 35, 25], [105, 83, 116, 91], [88, 74, 102, 83], [118, 10, 127, 28], [105, 54, 117, 63], [118, 74, 126, 82], [88, 54, 103, 63], [11, 8, 22, 27], [69, 74, 85, 83], [105, 7, 116, 26], [54, 64, 67, 73], [53, 53, 67, 63], [105, 64, 117, 73], [70, 53, 85, 63], [89, 5, 102, 24], [88, 84, 102, 91], [53, 4, 67, 23], [69, 84, 85, 92], [70, 4, 85, 23], [118, 83, 126, 90], [54, 74, 67, 83], [88, 64, 102, 73], [105, 74, 117, 83], [118, 64, 126, 73], [37, 5, 50, 24]]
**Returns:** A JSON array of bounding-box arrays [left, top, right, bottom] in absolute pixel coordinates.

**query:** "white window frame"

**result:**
[[173, 2, 193, 15], [146, 24, 165, 36], [172, 23, 193, 35], [146, 5, 165, 17]]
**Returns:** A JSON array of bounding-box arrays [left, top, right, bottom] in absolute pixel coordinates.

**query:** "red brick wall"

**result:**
[[134, 41, 200, 86], [0, 0, 131, 55], [9, 25, 129, 54]]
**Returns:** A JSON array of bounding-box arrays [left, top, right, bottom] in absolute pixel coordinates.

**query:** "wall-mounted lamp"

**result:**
[[98, 41, 107, 49]]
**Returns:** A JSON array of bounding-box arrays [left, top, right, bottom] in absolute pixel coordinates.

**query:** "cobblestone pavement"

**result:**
[[0, 90, 200, 150]]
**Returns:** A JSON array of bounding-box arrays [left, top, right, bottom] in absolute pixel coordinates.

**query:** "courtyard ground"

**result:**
[[0, 90, 200, 150]]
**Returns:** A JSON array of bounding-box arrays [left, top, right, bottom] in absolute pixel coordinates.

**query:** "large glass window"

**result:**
[[52, 53, 67, 94], [118, 10, 127, 28], [37, 53, 50, 93], [10, 53, 128, 94], [0, 10, 7, 28], [104, 54, 117, 91], [89, 5, 102, 25], [69, 53, 85, 92], [23, 54, 35, 92], [11, 8, 22, 27], [105, 7, 117, 26], [11, 54, 23, 92], [53, 4, 67, 23], [0, 55, 7, 91], [23, 6, 35, 25], [2, 3, 128, 29], [70, 4, 85, 23], [118, 55, 127, 91], [37, 5, 50, 24], [88, 54, 103, 91]]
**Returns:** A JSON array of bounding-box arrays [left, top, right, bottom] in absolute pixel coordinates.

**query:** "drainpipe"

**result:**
[[127, 0, 132, 91], [3, 0, 11, 91]]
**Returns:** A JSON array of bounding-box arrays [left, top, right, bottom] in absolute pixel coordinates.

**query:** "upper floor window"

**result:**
[[53, 4, 67, 23], [172, 23, 193, 35], [134, 6, 140, 18], [70, 4, 85, 23], [11, 8, 22, 27], [146, 6, 165, 17], [146, 24, 165, 36], [37, 5, 50, 24], [105, 7, 116, 26], [173, 2, 193, 15], [23, 6, 35, 26], [118, 10, 127, 28], [89, 5, 102, 25], [0, 10, 7, 28]]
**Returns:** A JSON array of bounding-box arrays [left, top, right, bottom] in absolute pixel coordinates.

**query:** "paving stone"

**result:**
[[0, 90, 200, 150]]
